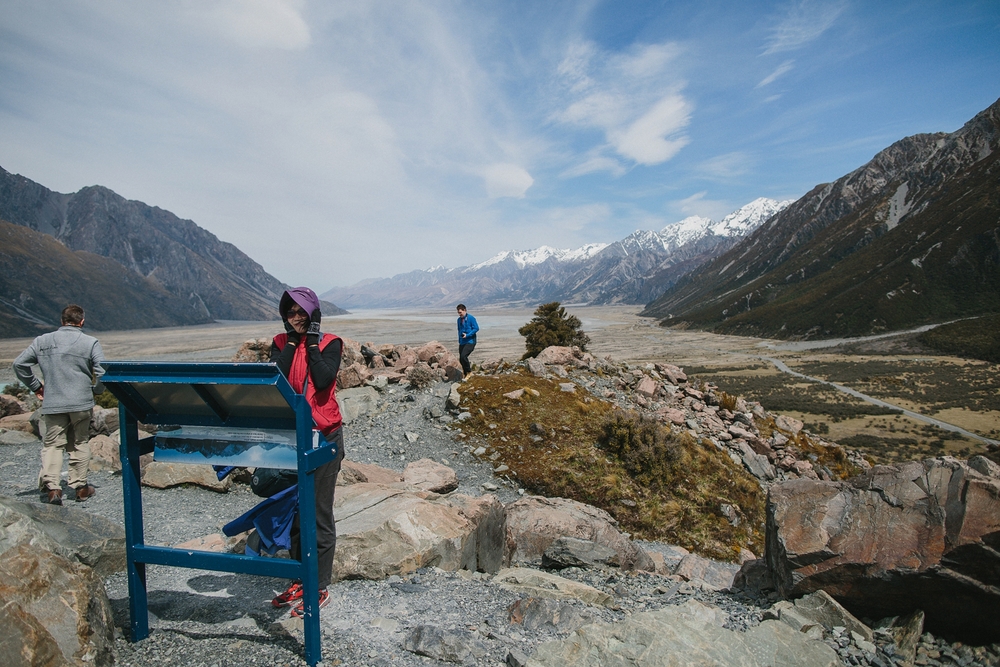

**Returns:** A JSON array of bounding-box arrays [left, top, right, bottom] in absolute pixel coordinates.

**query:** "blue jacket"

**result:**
[[457, 313, 479, 346], [223, 484, 298, 555]]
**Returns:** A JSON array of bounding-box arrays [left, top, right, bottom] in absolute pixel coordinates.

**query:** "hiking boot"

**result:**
[[75, 484, 96, 502], [289, 588, 330, 619], [46, 489, 63, 505], [272, 581, 303, 608]]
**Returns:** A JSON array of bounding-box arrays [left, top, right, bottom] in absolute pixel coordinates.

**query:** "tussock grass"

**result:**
[[455, 372, 765, 561]]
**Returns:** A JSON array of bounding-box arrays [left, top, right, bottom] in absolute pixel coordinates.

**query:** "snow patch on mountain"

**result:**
[[469, 243, 609, 270]]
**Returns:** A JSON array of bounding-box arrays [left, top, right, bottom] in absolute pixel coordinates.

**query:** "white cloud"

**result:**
[[757, 60, 795, 88], [671, 191, 733, 221], [184, 0, 312, 50], [554, 41, 691, 168], [611, 94, 691, 165], [560, 153, 626, 178], [698, 152, 752, 180], [762, 0, 846, 55], [483, 163, 534, 198]]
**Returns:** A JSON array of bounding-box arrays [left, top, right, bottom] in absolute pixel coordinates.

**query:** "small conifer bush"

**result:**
[[518, 302, 591, 359]]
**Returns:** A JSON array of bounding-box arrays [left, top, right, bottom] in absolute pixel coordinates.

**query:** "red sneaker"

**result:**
[[271, 581, 303, 608], [289, 588, 330, 619]]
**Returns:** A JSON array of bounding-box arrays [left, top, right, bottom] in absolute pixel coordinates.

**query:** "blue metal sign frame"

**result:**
[[102, 361, 335, 666]]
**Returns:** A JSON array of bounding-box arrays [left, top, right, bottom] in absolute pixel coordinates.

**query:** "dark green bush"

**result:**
[[519, 302, 590, 359]]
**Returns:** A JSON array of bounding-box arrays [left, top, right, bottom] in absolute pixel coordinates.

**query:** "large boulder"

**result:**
[[766, 457, 1000, 643], [0, 544, 116, 667], [332, 484, 504, 580], [337, 362, 373, 390], [0, 496, 125, 578], [141, 461, 232, 492], [0, 393, 26, 418], [337, 385, 380, 424], [415, 341, 449, 362], [528, 599, 840, 667], [535, 346, 591, 368], [504, 496, 654, 572]]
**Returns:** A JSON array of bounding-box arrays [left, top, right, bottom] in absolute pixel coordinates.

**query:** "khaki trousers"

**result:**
[[39, 410, 92, 492]]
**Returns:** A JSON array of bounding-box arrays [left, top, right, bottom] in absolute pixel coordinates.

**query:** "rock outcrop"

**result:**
[[0, 497, 119, 667], [332, 484, 505, 580], [766, 456, 1000, 643], [528, 599, 841, 666], [504, 496, 654, 572]]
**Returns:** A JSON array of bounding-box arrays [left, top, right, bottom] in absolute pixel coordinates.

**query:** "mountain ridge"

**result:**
[[322, 197, 791, 309], [641, 96, 1000, 339], [0, 167, 345, 336]]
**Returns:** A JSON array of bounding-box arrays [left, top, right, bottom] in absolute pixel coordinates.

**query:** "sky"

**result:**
[[1, 1, 999, 292]]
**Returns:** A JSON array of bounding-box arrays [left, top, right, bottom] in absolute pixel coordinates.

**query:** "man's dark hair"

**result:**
[[456, 304, 467, 311], [61, 305, 85, 325]]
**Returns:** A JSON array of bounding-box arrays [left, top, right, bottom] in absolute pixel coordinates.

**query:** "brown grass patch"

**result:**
[[454, 372, 765, 561]]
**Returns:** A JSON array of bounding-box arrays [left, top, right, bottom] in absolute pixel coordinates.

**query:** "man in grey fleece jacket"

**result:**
[[13, 304, 105, 505]]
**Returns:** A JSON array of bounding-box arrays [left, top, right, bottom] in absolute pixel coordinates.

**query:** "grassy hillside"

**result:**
[[918, 315, 1000, 363], [0, 220, 209, 337], [454, 371, 767, 560]]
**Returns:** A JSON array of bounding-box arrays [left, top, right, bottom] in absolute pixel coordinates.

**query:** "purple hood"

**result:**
[[279, 287, 322, 322]]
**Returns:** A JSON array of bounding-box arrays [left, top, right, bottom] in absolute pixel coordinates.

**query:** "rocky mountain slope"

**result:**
[[642, 97, 1000, 339], [0, 166, 345, 336], [0, 221, 208, 337], [322, 198, 790, 309]]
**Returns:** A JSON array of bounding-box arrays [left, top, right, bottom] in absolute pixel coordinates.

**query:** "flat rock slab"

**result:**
[[333, 483, 504, 580], [493, 567, 613, 607], [528, 599, 840, 667], [141, 461, 232, 492], [673, 552, 740, 590], [403, 458, 459, 493], [339, 460, 404, 486], [0, 429, 39, 445]]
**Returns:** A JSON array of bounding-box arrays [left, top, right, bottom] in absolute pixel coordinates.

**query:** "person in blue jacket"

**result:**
[[456, 304, 479, 376]]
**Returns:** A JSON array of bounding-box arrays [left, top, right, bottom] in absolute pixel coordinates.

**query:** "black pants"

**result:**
[[459, 342, 476, 374], [290, 428, 344, 589]]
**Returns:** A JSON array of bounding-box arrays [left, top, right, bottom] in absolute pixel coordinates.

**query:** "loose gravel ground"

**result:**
[[3, 379, 998, 666]]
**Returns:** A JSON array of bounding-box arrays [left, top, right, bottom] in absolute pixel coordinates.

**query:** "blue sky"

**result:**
[[1, 1, 998, 290]]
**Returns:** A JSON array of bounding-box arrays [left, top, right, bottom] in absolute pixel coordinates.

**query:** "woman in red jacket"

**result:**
[[269, 287, 344, 618]]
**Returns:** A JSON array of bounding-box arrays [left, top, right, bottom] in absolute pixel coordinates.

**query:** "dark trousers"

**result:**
[[290, 428, 344, 589], [459, 342, 476, 374]]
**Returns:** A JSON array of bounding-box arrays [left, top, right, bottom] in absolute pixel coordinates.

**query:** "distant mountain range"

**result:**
[[0, 168, 345, 337], [322, 197, 791, 309], [642, 96, 1000, 339]]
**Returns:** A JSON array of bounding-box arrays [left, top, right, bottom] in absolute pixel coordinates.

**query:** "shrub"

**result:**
[[518, 302, 590, 359], [406, 363, 437, 388], [94, 389, 119, 409], [597, 410, 680, 487], [2, 383, 28, 400]]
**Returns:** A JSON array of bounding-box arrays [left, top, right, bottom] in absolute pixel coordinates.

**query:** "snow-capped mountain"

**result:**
[[469, 243, 609, 271], [321, 198, 791, 309]]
